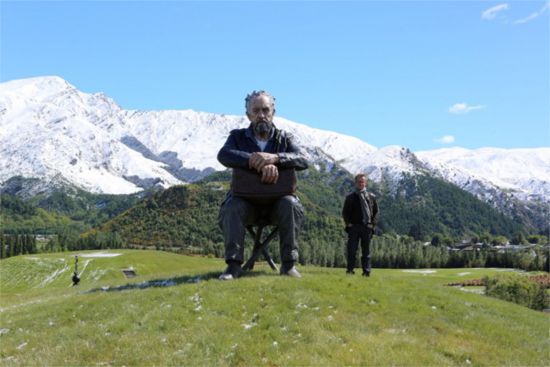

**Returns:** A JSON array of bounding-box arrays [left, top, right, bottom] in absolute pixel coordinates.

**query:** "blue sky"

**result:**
[[1, 1, 548, 151]]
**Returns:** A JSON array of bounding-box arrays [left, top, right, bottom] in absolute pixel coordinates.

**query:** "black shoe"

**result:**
[[362, 271, 370, 277], [346, 270, 355, 275], [219, 261, 242, 280]]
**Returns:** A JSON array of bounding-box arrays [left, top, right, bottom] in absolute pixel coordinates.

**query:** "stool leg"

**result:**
[[261, 228, 279, 272], [243, 241, 262, 271], [243, 226, 263, 271], [263, 248, 279, 271]]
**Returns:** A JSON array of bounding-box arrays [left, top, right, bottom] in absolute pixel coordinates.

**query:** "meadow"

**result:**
[[0, 250, 548, 366]]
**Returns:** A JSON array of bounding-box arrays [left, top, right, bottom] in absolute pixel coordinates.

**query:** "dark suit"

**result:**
[[342, 190, 379, 274]]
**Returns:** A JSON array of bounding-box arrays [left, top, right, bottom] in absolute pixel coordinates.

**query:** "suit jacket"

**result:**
[[342, 191, 379, 228]]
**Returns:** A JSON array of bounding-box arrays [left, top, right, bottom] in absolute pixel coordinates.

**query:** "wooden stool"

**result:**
[[242, 222, 279, 273]]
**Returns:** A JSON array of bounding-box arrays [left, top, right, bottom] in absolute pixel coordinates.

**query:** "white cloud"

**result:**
[[513, 2, 549, 24], [481, 3, 510, 20], [435, 135, 455, 144], [449, 103, 485, 114]]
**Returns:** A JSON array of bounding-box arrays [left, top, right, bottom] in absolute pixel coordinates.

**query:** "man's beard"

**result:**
[[254, 120, 272, 135]]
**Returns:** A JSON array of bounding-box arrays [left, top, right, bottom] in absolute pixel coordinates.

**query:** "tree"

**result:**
[[23, 234, 30, 254], [7, 235, 14, 258], [408, 223, 426, 241], [431, 233, 443, 247], [442, 235, 455, 247], [0, 234, 5, 259], [479, 231, 492, 245], [15, 233, 22, 256], [30, 235, 37, 254], [510, 232, 527, 245], [527, 235, 549, 245], [492, 236, 508, 246]]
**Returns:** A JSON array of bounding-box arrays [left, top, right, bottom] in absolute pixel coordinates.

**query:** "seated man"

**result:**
[[217, 90, 309, 280]]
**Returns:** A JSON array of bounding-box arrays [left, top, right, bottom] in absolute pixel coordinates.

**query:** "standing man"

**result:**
[[217, 90, 309, 280], [342, 173, 379, 276]]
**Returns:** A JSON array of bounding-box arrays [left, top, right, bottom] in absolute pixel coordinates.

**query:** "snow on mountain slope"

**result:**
[[120, 110, 248, 172], [106, 110, 378, 174], [0, 76, 378, 193], [0, 75, 548, 218], [0, 77, 182, 194], [417, 148, 550, 203], [359, 146, 430, 183], [274, 118, 377, 171]]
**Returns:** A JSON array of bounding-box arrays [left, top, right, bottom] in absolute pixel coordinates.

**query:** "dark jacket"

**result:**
[[217, 124, 309, 170], [342, 191, 379, 228]]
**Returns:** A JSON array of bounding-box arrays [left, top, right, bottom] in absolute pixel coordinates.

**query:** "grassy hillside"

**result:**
[[0, 187, 142, 234], [376, 173, 526, 238], [94, 168, 526, 251], [3, 166, 529, 241], [0, 251, 548, 366]]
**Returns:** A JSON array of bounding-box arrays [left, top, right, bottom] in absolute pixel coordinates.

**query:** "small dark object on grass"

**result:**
[[122, 269, 137, 278], [72, 272, 80, 286], [72, 255, 80, 286]]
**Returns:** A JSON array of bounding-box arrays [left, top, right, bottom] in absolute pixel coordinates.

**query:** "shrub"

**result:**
[[483, 273, 549, 311]]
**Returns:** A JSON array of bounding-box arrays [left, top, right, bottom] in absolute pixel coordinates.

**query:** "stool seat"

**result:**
[[242, 222, 279, 273]]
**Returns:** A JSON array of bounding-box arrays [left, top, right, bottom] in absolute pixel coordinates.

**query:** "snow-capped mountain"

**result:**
[[1, 76, 548, 227], [0, 77, 182, 194], [0, 76, 377, 194], [417, 148, 550, 204]]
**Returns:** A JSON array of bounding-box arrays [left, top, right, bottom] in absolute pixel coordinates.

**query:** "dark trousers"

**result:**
[[218, 195, 304, 265], [346, 224, 373, 273]]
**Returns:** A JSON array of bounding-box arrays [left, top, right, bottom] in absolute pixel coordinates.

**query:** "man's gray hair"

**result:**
[[245, 90, 276, 112]]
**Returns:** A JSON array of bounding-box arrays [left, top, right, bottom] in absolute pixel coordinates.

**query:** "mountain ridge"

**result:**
[[1, 76, 548, 231]]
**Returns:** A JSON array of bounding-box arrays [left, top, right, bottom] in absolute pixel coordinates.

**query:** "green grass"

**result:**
[[1, 251, 549, 366]]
